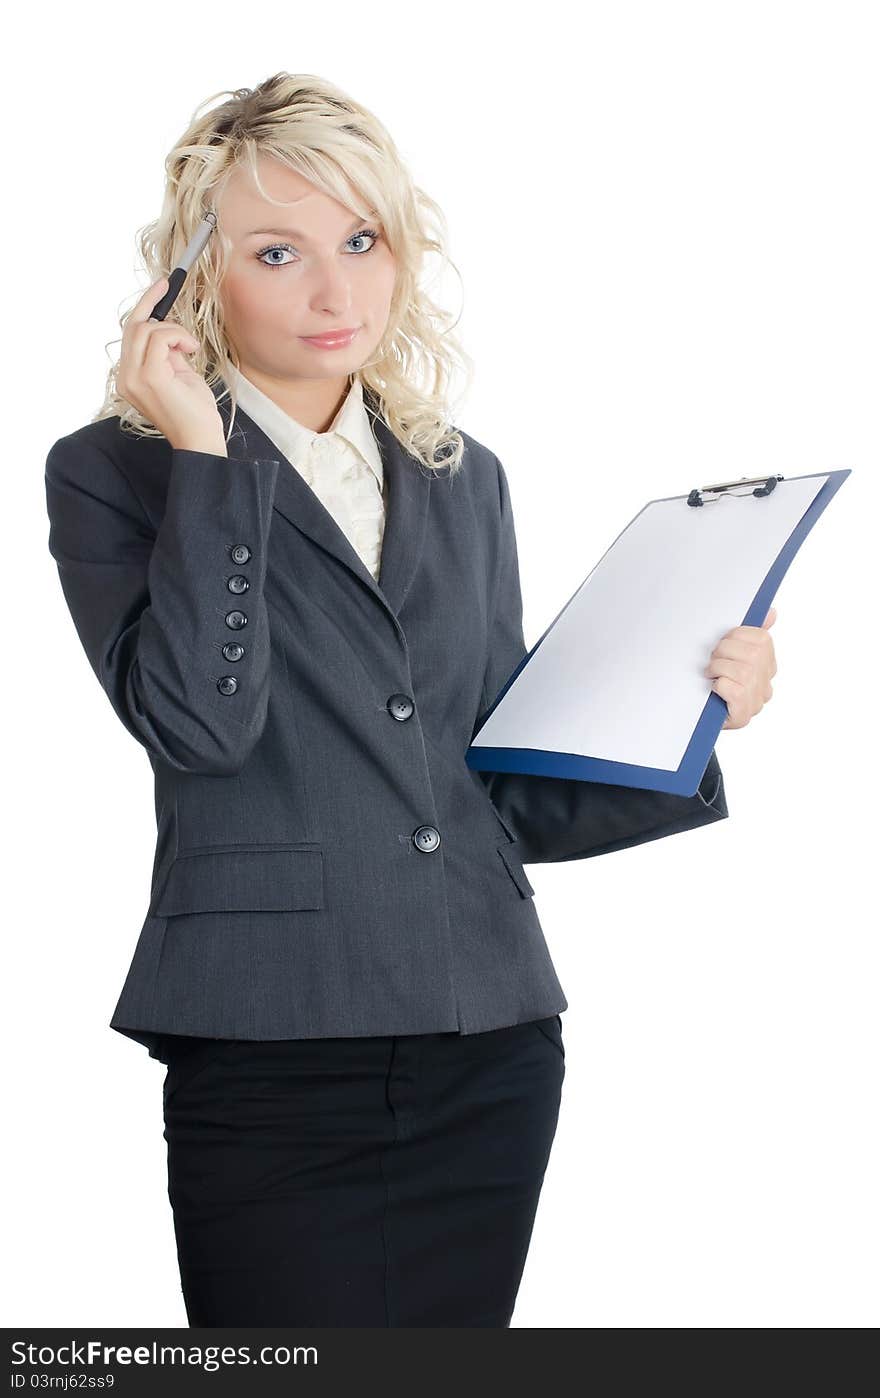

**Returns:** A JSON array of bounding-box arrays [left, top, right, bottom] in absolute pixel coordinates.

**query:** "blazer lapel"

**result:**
[[214, 382, 433, 622]]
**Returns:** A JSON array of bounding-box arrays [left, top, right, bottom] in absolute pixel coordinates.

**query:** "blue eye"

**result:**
[[256, 228, 380, 268]]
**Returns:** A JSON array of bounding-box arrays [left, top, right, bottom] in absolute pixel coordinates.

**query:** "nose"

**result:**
[[305, 256, 356, 315]]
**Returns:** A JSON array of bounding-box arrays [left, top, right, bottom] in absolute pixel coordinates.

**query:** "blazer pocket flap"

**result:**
[[155, 845, 324, 916], [496, 841, 535, 898]]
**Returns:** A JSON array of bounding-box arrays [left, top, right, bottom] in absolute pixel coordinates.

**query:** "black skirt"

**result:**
[[161, 1016, 566, 1327]]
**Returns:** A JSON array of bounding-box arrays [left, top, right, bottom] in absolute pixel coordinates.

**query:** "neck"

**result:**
[[234, 367, 354, 433]]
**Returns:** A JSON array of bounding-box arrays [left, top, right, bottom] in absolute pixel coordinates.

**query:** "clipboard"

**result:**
[[465, 469, 851, 797]]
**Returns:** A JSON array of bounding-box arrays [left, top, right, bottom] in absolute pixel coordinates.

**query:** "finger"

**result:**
[[122, 278, 174, 373], [722, 610, 777, 642], [709, 674, 745, 710], [142, 324, 200, 376], [708, 637, 764, 666], [129, 316, 198, 377], [130, 276, 170, 326], [705, 658, 751, 686], [716, 628, 764, 648]]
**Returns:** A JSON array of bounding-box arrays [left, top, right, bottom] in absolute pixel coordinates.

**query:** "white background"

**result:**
[[6, 0, 876, 1329]]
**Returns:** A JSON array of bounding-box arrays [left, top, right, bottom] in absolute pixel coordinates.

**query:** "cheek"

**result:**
[[366, 252, 397, 311], [222, 267, 280, 325], [219, 272, 252, 326]]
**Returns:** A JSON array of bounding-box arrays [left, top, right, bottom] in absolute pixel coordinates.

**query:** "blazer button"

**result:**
[[225, 610, 248, 629], [222, 642, 245, 661], [217, 676, 238, 695], [227, 574, 250, 594], [230, 544, 251, 564], [387, 693, 414, 721], [412, 825, 441, 852]]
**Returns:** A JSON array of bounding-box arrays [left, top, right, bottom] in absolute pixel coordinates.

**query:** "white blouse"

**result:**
[[227, 367, 387, 582]]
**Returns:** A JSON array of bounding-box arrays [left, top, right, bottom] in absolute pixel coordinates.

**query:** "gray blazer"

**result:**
[[44, 382, 728, 1060]]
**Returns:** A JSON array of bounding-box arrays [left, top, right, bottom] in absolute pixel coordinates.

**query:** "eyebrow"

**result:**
[[244, 213, 377, 240]]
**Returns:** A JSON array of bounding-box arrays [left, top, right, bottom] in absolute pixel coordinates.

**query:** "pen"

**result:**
[[149, 211, 218, 322]]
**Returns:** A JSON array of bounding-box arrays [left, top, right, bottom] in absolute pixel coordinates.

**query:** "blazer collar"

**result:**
[[213, 379, 433, 622]]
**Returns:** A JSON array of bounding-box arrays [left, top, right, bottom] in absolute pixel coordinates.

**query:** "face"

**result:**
[[214, 154, 396, 412]]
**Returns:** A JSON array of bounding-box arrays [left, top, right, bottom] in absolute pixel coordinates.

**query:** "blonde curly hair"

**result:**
[[93, 71, 474, 475]]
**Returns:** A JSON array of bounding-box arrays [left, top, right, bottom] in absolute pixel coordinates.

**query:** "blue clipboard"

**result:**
[[465, 468, 851, 797]]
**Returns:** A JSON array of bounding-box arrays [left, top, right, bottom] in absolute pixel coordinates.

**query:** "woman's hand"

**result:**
[[705, 606, 778, 730], [116, 277, 227, 454]]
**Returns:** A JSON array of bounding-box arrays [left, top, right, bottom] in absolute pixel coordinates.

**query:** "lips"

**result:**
[[300, 328, 361, 348]]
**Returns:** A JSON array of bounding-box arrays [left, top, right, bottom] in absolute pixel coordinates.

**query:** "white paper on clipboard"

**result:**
[[469, 473, 833, 775]]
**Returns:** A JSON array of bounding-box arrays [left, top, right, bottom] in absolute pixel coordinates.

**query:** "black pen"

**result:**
[[149, 211, 218, 322]]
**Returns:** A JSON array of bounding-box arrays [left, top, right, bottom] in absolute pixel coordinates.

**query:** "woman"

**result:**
[[44, 72, 776, 1327]]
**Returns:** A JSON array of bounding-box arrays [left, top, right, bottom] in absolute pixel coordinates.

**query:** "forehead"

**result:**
[[217, 158, 364, 236]]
